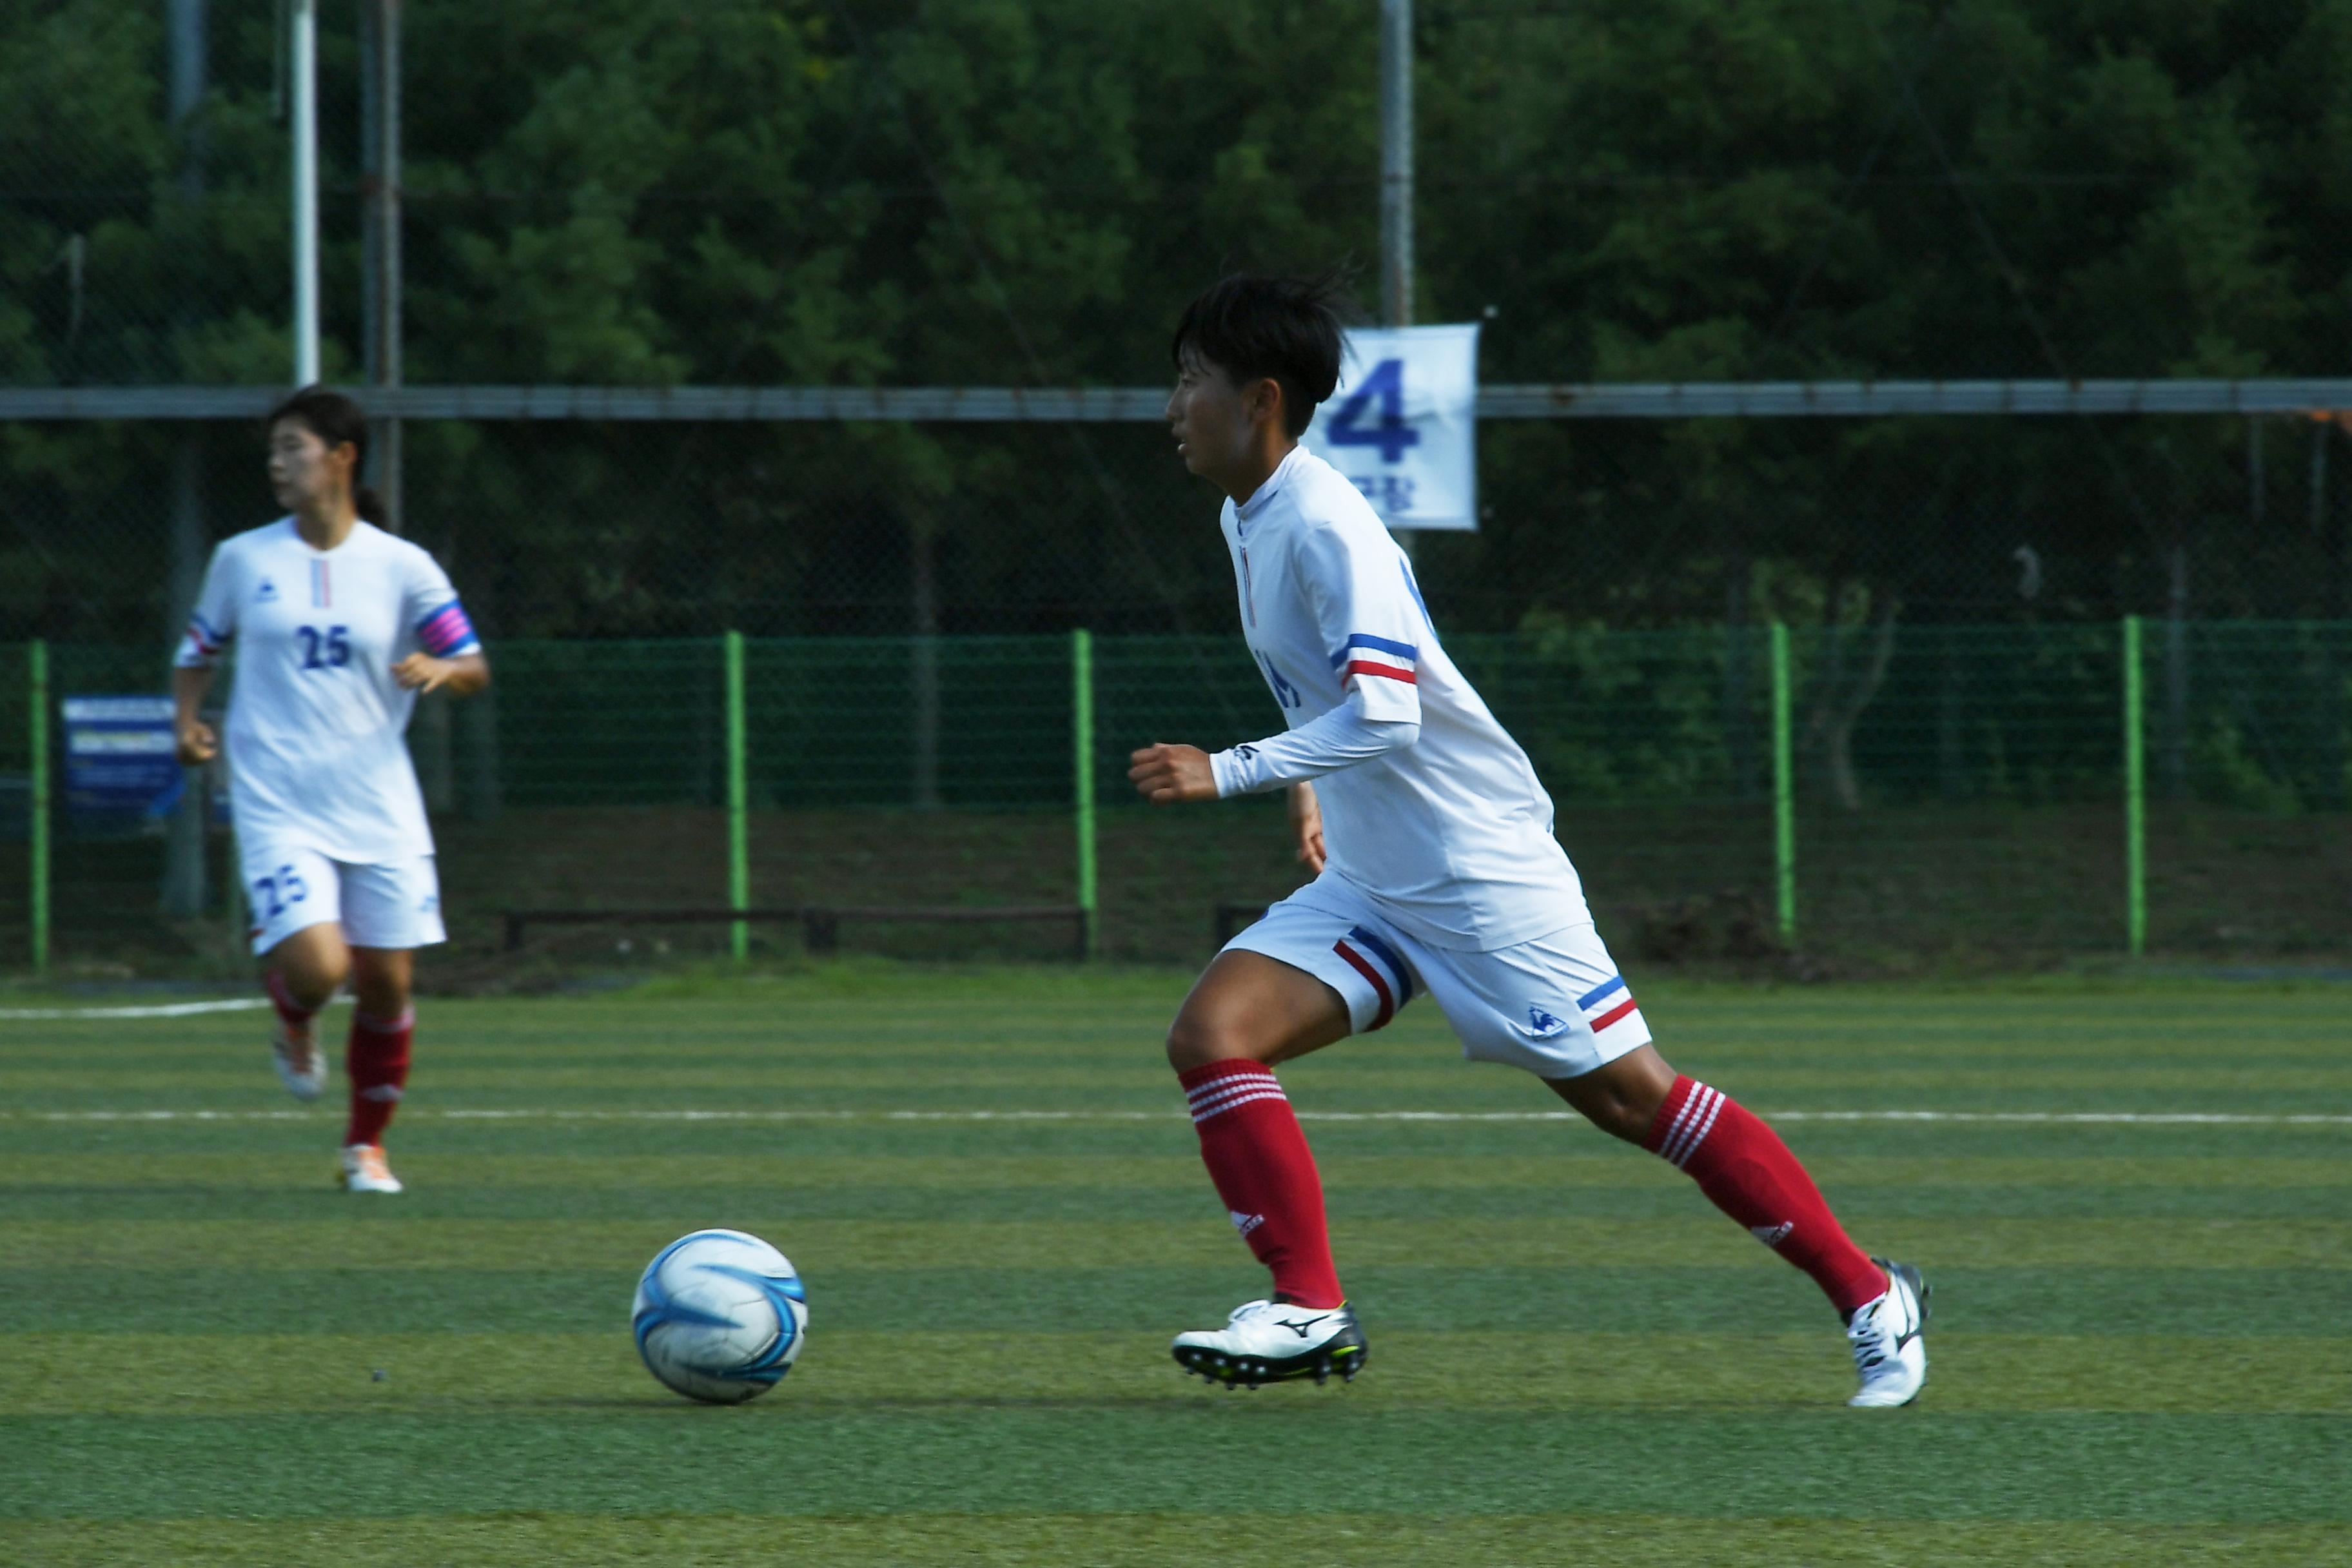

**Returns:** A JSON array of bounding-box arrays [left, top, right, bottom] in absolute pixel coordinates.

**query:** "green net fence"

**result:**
[[5, 622, 2348, 983]]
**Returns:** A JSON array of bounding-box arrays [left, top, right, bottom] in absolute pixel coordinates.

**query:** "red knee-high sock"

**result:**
[[265, 969, 324, 1030], [344, 1009, 413, 1149], [1179, 1060, 1345, 1310], [1646, 1075, 1886, 1317]]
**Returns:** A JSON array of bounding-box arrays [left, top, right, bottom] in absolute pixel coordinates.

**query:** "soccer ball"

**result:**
[[631, 1228, 808, 1404]]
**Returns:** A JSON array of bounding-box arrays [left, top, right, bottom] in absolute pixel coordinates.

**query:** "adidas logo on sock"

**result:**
[[1750, 1221, 1794, 1247], [1229, 1210, 1264, 1237]]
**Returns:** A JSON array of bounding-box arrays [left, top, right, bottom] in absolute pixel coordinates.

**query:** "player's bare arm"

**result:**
[[392, 650, 491, 698], [1288, 782, 1326, 872], [172, 665, 219, 765], [1128, 742, 1217, 804]]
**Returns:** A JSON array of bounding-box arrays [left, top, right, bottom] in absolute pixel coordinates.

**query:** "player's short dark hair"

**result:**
[[1171, 273, 1351, 438], [268, 386, 383, 522]]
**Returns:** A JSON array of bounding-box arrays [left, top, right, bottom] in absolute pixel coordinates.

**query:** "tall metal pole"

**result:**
[[169, 0, 208, 159], [2122, 615, 2147, 956], [28, 641, 50, 975], [1771, 622, 1796, 945], [290, 0, 320, 387], [1378, 0, 1414, 329], [1071, 630, 1098, 959], [725, 631, 750, 962], [360, 0, 404, 533], [1379, 0, 1415, 556], [164, 0, 210, 921]]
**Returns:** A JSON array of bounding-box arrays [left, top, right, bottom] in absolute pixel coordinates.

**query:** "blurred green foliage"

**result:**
[[3, 1, 2350, 643]]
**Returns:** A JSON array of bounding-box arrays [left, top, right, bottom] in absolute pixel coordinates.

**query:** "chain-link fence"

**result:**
[[10, 409, 2352, 654], [6, 620, 2346, 982]]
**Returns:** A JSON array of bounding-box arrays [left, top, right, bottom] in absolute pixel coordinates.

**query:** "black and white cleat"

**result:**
[[1171, 1300, 1369, 1389]]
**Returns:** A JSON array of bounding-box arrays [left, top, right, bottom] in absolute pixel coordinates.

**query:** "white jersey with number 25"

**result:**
[[1215, 447, 1589, 952], [176, 518, 480, 865]]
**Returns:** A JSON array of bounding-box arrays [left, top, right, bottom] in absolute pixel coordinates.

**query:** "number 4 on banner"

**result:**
[[1322, 358, 1420, 464]]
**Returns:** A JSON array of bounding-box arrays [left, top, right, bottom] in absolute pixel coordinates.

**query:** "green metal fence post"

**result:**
[[2123, 614, 2146, 956], [1770, 622, 1795, 944], [724, 631, 749, 962], [28, 640, 50, 975], [1072, 629, 1098, 957]]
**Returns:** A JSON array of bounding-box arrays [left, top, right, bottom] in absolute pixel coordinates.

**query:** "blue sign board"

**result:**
[[64, 696, 184, 825]]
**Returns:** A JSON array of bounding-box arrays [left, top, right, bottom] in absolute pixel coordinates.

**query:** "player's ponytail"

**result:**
[[268, 386, 378, 519]]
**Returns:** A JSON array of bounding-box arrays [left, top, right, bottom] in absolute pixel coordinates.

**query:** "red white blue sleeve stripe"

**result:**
[[415, 600, 481, 657], [1329, 633, 1418, 687], [180, 612, 230, 661]]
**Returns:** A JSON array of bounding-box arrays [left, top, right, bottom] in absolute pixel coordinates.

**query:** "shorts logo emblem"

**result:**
[[1750, 1222, 1793, 1246], [1229, 1210, 1264, 1237], [1525, 1006, 1569, 1037]]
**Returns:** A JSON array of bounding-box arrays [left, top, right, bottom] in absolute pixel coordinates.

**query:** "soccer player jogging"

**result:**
[[173, 388, 489, 1194], [1133, 276, 1928, 1406]]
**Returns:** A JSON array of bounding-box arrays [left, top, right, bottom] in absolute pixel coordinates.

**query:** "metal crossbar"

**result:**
[[10, 380, 2352, 422]]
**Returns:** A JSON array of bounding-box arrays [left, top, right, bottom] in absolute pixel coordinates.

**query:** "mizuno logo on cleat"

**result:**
[[1273, 1315, 1330, 1338]]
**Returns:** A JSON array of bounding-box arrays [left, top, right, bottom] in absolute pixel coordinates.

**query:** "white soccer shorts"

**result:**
[[1224, 876, 1653, 1080], [240, 843, 447, 956]]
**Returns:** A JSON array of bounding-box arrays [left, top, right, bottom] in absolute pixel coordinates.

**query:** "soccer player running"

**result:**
[[1132, 275, 1928, 1406], [173, 387, 489, 1195]]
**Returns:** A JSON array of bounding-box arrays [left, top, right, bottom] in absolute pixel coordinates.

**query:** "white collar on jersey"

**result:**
[[1234, 445, 1308, 525]]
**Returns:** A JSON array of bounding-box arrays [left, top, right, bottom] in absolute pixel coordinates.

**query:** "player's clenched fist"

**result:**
[[175, 718, 219, 767], [1128, 742, 1218, 805]]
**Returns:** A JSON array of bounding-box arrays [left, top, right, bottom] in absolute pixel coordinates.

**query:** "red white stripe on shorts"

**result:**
[[1331, 925, 1413, 1031], [1657, 1081, 1727, 1169], [1577, 974, 1642, 1035], [1184, 1060, 1289, 1125]]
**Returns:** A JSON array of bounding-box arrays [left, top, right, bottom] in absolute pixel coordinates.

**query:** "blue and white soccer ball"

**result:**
[[632, 1228, 808, 1404]]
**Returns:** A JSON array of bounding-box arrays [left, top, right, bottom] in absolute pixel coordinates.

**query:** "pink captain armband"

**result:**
[[415, 600, 482, 658]]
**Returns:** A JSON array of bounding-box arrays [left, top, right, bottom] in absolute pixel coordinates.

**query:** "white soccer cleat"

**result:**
[[340, 1143, 404, 1194], [270, 1017, 328, 1102], [1171, 1298, 1368, 1389], [1847, 1257, 1929, 1407]]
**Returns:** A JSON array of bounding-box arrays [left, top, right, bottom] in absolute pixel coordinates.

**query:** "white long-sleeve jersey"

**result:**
[[1207, 446, 1589, 952], [175, 518, 480, 864]]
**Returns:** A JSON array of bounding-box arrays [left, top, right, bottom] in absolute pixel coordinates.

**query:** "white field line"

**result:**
[[0, 997, 351, 1021], [3, 1106, 2348, 1126]]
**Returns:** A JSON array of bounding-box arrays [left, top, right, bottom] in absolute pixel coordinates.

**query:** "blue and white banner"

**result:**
[[64, 696, 183, 824], [1299, 323, 1481, 533]]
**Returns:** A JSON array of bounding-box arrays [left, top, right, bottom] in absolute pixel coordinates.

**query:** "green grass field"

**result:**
[[3, 966, 2347, 1565]]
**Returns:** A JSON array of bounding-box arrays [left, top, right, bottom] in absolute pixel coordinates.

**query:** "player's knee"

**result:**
[[1164, 1014, 1215, 1072], [1165, 1010, 1260, 1073], [283, 950, 350, 1007]]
